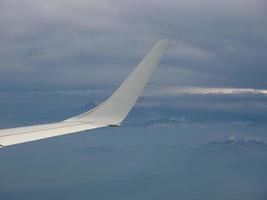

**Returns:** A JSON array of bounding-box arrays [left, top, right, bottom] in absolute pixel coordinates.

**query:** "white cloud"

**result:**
[[147, 86, 267, 96]]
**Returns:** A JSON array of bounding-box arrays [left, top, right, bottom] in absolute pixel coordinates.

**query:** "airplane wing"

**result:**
[[0, 39, 170, 147]]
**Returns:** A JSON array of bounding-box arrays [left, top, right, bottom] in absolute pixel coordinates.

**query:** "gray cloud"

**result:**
[[0, 0, 266, 92]]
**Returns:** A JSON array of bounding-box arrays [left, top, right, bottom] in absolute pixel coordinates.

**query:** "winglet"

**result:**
[[66, 39, 170, 125]]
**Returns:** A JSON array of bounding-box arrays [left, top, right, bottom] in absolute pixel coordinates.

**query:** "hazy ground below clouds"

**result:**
[[1, 91, 267, 200]]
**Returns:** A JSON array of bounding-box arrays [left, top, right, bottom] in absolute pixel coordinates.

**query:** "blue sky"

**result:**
[[0, 1, 267, 199]]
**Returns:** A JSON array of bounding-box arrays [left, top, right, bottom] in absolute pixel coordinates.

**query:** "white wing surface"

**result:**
[[0, 39, 170, 147]]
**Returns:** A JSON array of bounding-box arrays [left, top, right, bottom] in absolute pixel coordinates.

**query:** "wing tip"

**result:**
[[66, 39, 170, 124]]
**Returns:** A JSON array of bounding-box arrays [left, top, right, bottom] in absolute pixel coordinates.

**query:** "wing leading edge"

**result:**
[[0, 39, 170, 147]]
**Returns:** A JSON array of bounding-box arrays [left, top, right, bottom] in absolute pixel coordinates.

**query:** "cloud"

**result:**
[[132, 116, 189, 128], [229, 135, 238, 141], [146, 86, 267, 96], [0, 0, 266, 92]]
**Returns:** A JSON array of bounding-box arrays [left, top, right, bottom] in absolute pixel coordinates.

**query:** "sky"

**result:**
[[0, 0, 266, 91], [0, 0, 267, 199]]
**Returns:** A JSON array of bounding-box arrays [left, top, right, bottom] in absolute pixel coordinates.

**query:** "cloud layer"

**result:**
[[0, 0, 266, 91], [147, 86, 267, 96]]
